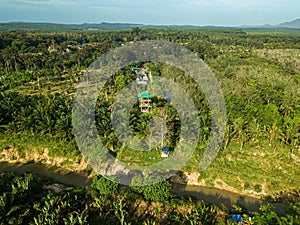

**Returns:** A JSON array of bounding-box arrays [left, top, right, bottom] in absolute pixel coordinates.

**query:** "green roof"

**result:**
[[138, 92, 153, 99]]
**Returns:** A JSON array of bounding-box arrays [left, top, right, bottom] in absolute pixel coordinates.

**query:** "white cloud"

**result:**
[[16, 0, 51, 4], [164, 0, 294, 10], [15, 0, 84, 6]]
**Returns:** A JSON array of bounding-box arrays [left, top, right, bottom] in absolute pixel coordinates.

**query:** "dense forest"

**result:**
[[0, 27, 300, 224]]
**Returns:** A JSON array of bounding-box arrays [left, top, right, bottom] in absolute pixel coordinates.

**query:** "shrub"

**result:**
[[91, 175, 119, 196], [244, 182, 251, 190], [130, 175, 144, 194], [254, 184, 262, 193], [130, 175, 173, 202]]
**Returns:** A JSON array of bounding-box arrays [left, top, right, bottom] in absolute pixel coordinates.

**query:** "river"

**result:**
[[0, 162, 92, 187], [0, 162, 288, 214]]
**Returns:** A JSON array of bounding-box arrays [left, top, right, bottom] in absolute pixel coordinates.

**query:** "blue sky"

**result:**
[[0, 0, 299, 26]]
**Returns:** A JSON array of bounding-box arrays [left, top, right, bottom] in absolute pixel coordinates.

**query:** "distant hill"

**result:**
[[0, 19, 299, 31], [277, 18, 300, 29], [0, 22, 148, 31], [240, 18, 300, 29], [0, 21, 231, 31], [82, 22, 145, 30]]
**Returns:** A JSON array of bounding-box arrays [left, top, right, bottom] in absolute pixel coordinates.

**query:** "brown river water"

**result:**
[[0, 162, 288, 214]]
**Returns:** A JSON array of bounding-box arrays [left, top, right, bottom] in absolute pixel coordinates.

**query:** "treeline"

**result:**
[[1, 28, 300, 71]]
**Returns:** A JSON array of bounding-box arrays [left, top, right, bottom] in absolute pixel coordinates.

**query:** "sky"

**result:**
[[0, 0, 299, 26]]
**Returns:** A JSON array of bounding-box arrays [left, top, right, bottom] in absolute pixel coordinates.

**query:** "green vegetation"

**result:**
[[0, 26, 300, 223], [131, 175, 173, 202], [91, 175, 119, 196], [1, 172, 300, 225]]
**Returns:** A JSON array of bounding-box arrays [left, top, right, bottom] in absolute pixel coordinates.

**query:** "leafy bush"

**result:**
[[254, 184, 263, 193], [130, 175, 144, 194], [130, 175, 173, 202], [251, 204, 281, 225], [91, 175, 119, 196]]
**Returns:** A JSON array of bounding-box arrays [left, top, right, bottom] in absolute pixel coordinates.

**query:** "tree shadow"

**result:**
[[0, 162, 92, 187]]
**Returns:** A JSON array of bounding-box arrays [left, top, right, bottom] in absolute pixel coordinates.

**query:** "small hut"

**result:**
[[138, 91, 153, 113]]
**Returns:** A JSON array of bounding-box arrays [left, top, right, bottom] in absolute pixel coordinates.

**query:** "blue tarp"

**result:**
[[231, 214, 243, 222], [163, 91, 171, 102], [162, 147, 170, 153]]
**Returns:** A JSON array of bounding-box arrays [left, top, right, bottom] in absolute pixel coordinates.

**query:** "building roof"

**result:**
[[138, 91, 153, 99]]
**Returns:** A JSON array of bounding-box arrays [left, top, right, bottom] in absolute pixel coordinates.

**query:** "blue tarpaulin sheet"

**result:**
[[163, 91, 171, 102], [162, 147, 169, 153], [231, 214, 243, 222]]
